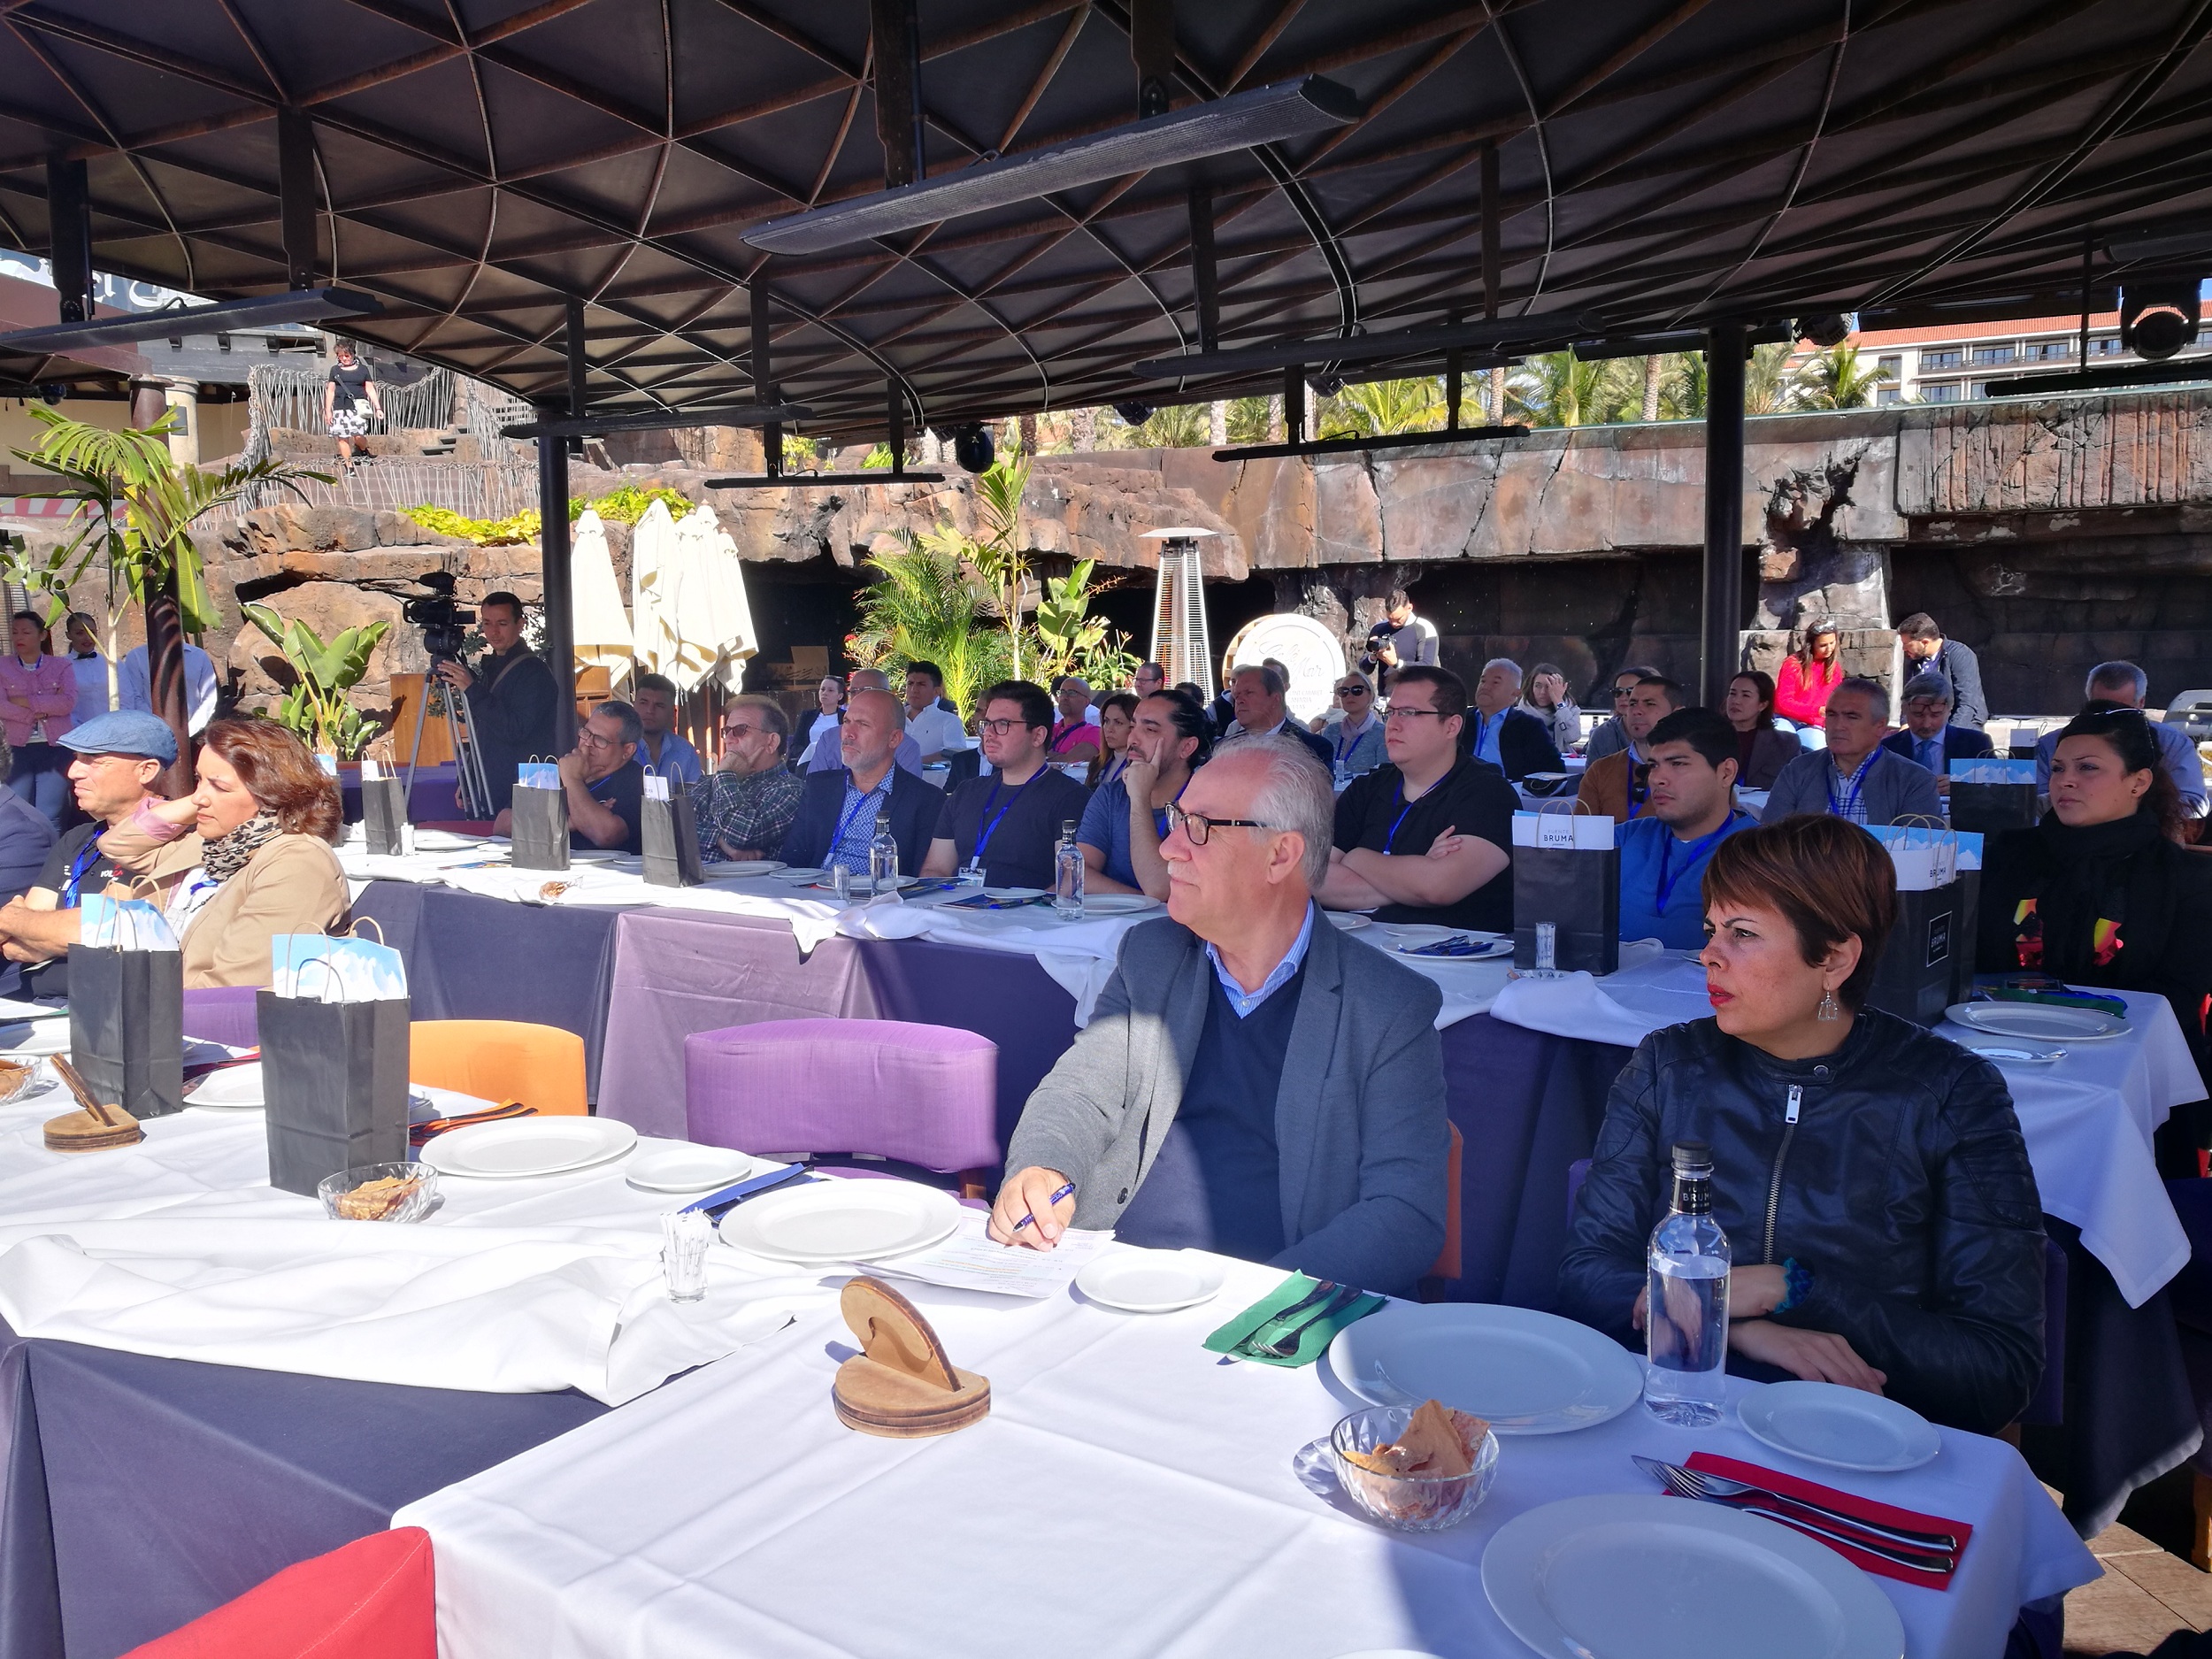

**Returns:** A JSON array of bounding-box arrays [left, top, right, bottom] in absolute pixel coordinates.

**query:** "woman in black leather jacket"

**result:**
[[1558, 816, 2047, 1434]]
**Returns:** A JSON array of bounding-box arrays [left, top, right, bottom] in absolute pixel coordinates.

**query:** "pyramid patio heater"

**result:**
[[1142, 528, 1218, 701]]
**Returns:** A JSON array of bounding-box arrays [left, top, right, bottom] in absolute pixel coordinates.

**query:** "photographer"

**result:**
[[1361, 588, 1437, 693], [431, 590, 556, 817]]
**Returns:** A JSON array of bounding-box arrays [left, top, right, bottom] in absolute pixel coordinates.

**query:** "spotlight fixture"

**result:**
[[951, 423, 995, 473], [743, 78, 1360, 255], [1307, 373, 1346, 397], [2122, 282, 2200, 361], [38, 382, 65, 406], [1793, 314, 1853, 349], [1112, 402, 1156, 426]]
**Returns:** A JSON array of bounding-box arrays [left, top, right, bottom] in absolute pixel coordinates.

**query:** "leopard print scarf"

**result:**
[[201, 812, 283, 884]]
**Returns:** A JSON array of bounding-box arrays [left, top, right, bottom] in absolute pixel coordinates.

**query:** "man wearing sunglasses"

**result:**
[[989, 735, 1449, 1297], [688, 695, 803, 864], [921, 680, 1088, 889], [1325, 672, 1386, 780], [1584, 664, 1659, 763]]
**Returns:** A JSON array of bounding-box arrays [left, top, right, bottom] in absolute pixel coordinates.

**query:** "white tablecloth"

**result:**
[[1493, 958, 2205, 1306], [395, 1255, 2095, 1659]]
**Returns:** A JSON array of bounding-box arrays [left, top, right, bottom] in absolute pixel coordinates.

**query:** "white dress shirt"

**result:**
[[119, 643, 219, 733], [902, 703, 971, 759]]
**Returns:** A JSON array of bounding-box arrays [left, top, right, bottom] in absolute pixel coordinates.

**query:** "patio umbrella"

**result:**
[[676, 503, 758, 692], [567, 509, 633, 685], [627, 498, 684, 682]]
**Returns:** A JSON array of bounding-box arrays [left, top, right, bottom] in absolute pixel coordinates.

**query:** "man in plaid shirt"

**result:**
[[689, 695, 804, 863]]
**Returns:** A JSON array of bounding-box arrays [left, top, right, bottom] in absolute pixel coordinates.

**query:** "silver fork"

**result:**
[[1248, 1284, 1361, 1358], [1634, 1457, 1958, 1571]]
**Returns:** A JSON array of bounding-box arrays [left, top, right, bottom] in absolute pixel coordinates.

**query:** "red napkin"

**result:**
[[1684, 1451, 1971, 1590], [183, 1048, 259, 1081]]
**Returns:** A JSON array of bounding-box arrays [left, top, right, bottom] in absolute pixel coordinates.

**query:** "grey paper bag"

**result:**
[[66, 944, 185, 1119], [1511, 844, 1619, 975], [642, 785, 704, 887], [257, 989, 411, 1195], [360, 774, 407, 856], [509, 780, 570, 872]]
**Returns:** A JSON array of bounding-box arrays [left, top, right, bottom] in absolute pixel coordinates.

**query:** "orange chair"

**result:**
[[409, 1019, 588, 1116], [121, 1526, 434, 1659], [1420, 1122, 1463, 1302]]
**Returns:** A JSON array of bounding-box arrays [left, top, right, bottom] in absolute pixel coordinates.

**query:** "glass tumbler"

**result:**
[[660, 1209, 712, 1302]]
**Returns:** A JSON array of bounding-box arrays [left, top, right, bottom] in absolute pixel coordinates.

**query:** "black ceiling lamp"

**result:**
[[950, 423, 995, 473], [2121, 281, 2200, 360], [741, 77, 1360, 256], [1112, 402, 1155, 426], [1793, 314, 1853, 348]]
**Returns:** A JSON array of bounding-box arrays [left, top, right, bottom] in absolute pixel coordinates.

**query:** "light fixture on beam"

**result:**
[[1571, 322, 1792, 361], [0, 288, 382, 356], [1981, 359, 2212, 397], [704, 471, 946, 489], [501, 403, 812, 440], [742, 77, 1360, 256], [1133, 311, 1601, 381]]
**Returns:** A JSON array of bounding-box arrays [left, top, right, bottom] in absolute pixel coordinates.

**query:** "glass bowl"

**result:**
[[1330, 1404, 1500, 1532], [318, 1162, 437, 1223], [0, 1055, 44, 1105]]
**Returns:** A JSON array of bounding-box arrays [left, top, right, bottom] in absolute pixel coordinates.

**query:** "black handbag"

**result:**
[[257, 988, 412, 1196], [641, 781, 704, 887], [509, 779, 570, 872], [360, 773, 408, 856], [1509, 815, 1619, 975], [65, 944, 184, 1120]]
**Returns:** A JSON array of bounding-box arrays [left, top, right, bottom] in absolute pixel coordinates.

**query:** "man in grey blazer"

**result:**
[[988, 734, 1450, 1296], [1763, 675, 1942, 826]]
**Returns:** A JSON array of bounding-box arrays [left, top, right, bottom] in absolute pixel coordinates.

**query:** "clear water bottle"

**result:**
[[867, 808, 899, 898], [1643, 1140, 1731, 1427], [1054, 818, 1085, 919]]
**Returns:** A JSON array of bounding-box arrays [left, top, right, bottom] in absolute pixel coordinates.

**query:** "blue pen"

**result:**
[[1012, 1181, 1077, 1232]]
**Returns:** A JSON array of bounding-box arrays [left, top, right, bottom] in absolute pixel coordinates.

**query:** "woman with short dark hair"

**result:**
[[1559, 815, 2047, 1432], [98, 716, 349, 987], [1724, 670, 1803, 787]]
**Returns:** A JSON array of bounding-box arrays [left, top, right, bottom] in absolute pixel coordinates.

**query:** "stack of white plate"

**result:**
[[718, 1179, 961, 1263], [419, 1117, 637, 1179]]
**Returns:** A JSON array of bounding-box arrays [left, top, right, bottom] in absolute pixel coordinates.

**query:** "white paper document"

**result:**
[[867, 1211, 1114, 1298]]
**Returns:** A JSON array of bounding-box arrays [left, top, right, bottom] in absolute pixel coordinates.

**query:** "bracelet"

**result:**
[[1774, 1256, 1815, 1316]]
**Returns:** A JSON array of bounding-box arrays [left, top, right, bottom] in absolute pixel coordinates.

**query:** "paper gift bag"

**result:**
[[1949, 832, 1985, 1007], [509, 770, 570, 872], [1947, 758, 2037, 837], [66, 944, 185, 1120], [360, 772, 408, 856], [1863, 825, 1961, 1025], [257, 989, 411, 1195], [641, 774, 703, 887], [1509, 810, 1619, 975]]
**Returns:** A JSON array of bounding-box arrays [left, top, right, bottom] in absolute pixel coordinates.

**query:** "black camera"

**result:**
[[1357, 619, 1395, 675], [403, 572, 476, 661]]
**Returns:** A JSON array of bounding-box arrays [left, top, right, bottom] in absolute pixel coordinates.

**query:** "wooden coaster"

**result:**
[[43, 1105, 143, 1153], [831, 1277, 990, 1438]]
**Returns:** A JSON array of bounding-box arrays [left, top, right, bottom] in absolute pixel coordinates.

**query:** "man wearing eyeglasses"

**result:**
[[989, 735, 1449, 1296], [921, 680, 1088, 889], [1326, 672, 1386, 780], [1584, 664, 1658, 763], [1319, 664, 1517, 933], [495, 700, 644, 854], [688, 695, 803, 863]]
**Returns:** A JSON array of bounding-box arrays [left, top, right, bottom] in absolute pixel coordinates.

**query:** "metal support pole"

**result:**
[[1131, 0, 1173, 118], [45, 157, 92, 323], [1480, 143, 1501, 321], [277, 110, 319, 290], [1283, 365, 1305, 446], [887, 378, 906, 478], [1188, 185, 1219, 354], [538, 299, 584, 754], [1700, 320, 1747, 710], [869, 0, 925, 188], [751, 279, 781, 480], [1445, 305, 1463, 431]]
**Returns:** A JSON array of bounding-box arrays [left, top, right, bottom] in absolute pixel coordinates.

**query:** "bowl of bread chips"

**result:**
[[318, 1162, 437, 1223], [1330, 1399, 1499, 1532]]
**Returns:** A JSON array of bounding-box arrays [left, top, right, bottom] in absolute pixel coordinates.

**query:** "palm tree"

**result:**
[[1793, 345, 1889, 411], [849, 533, 1011, 723], [1226, 396, 1276, 445], [1508, 352, 1632, 427], [947, 457, 1031, 680], [1742, 342, 1800, 415], [1660, 352, 1706, 420], [1322, 376, 1445, 437]]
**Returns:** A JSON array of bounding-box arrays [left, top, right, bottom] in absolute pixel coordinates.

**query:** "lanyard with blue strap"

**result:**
[[1384, 762, 1461, 853], [1333, 718, 1366, 765], [1653, 811, 1745, 915], [58, 837, 103, 907], [1827, 751, 1876, 818], [835, 771, 889, 856], [965, 773, 1032, 872]]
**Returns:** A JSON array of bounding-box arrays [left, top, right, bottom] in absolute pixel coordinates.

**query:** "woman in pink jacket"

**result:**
[[0, 612, 78, 825]]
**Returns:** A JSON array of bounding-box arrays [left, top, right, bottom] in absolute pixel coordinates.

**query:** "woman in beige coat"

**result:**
[[101, 716, 349, 987]]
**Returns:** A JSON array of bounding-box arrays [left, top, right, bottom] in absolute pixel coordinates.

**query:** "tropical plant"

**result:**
[[1032, 558, 1139, 689], [949, 457, 1033, 680], [1321, 377, 1445, 438], [847, 532, 1011, 720], [577, 484, 693, 526], [241, 603, 392, 757], [7, 406, 328, 733], [1742, 342, 1801, 416], [1792, 344, 1890, 411], [1507, 352, 1633, 427], [1225, 396, 1277, 444], [1660, 351, 1707, 420]]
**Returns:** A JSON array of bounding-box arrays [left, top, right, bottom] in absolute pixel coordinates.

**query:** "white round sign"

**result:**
[[1222, 613, 1349, 726]]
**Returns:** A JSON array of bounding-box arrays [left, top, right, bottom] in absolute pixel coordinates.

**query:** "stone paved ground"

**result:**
[[2065, 1510, 2212, 1655]]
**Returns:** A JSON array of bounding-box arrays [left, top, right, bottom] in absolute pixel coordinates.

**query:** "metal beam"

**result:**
[[1216, 425, 1525, 461], [539, 298, 587, 755], [1700, 320, 1747, 710], [0, 288, 380, 355], [43, 155, 92, 323], [752, 278, 781, 480], [703, 472, 947, 488], [1133, 310, 1597, 379], [1981, 358, 2212, 396], [871, 0, 926, 188], [1188, 184, 1219, 353], [277, 109, 319, 289], [498, 403, 810, 439]]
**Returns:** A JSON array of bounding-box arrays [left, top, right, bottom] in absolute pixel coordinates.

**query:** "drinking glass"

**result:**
[[660, 1209, 712, 1302]]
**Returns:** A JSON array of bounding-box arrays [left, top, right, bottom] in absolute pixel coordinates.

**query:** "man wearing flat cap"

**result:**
[[0, 711, 196, 1001]]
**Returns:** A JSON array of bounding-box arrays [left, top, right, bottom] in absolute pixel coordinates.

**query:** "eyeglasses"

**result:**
[[721, 723, 762, 740], [977, 717, 1037, 735], [1163, 803, 1278, 846], [576, 727, 625, 749], [1383, 705, 1445, 723], [1335, 684, 1370, 697]]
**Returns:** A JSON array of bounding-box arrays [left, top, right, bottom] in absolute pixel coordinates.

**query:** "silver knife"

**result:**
[[1632, 1455, 1961, 1558], [1235, 1279, 1337, 1356]]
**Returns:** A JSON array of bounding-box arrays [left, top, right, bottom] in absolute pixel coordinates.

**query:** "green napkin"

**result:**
[[1202, 1272, 1386, 1368]]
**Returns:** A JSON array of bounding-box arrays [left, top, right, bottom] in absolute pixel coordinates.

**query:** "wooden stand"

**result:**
[[42, 1104, 142, 1153], [831, 1277, 990, 1438]]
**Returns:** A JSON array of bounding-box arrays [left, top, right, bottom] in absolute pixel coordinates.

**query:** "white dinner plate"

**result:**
[[771, 866, 826, 883], [1075, 1248, 1229, 1313], [410, 829, 488, 851], [1329, 1302, 1643, 1434], [421, 1116, 637, 1179], [1325, 910, 1371, 931], [187, 1062, 265, 1110], [721, 860, 786, 878], [1955, 1037, 2066, 1065], [1737, 1380, 1943, 1472], [1483, 1494, 1904, 1659], [0, 997, 65, 1022], [718, 1179, 961, 1263], [1394, 937, 1513, 960], [0, 1021, 72, 1057], [1377, 924, 1480, 946], [1081, 894, 1160, 915], [624, 1141, 780, 1194], [983, 886, 1047, 901], [1944, 1001, 2127, 1041]]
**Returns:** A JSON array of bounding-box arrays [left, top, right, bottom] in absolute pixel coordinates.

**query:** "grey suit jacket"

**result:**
[[1763, 746, 1943, 826], [1005, 911, 1449, 1294]]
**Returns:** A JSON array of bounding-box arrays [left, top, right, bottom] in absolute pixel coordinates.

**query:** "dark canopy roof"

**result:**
[[4, 0, 2208, 439]]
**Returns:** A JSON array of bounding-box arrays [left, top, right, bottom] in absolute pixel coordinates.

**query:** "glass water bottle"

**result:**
[[1643, 1140, 1731, 1427], [1053, 818, 1085, 919]]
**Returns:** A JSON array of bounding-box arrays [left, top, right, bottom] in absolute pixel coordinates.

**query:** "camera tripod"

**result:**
[[403, 657, 495, 820]]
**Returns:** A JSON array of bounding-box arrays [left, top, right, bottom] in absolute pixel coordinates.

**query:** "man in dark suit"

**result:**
[[1224, 662, 1336, 771], [780, 687, 941, 875], [1467, 657, 1566, 780], [1879, 672, 1993, 796]]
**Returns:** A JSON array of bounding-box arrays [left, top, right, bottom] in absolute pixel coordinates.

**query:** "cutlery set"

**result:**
[[1631, 1455, 1961, 1576]]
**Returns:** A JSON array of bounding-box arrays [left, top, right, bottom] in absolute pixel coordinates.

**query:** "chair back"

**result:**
[[119, 1525, 434, 1659], [685, 1018, 998, 1174], [942, 748, 982, 788], [409, 1020, 588, 1115], [1419, 1122, 1463, 1299], [181, 986, 261, 1049]]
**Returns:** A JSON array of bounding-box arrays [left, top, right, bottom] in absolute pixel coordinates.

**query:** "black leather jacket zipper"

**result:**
[[1762, 1084, 1803, 1263]]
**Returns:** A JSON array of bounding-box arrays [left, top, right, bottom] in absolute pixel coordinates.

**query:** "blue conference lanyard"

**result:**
[[1149, 775, 1192, 839], [1653, 813, 1744, 914], [1827, 752, 1876, 818], [835, 772, 889, 850], [967, 774, 1031, 868], [1384, 763, 1459, 853], [59, 838, 102, 907], [1333, 718, 1368, 765]]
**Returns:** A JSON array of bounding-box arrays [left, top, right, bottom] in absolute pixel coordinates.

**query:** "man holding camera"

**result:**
[[433, 590, 557, 818], [1362, 588, 1437, 694]]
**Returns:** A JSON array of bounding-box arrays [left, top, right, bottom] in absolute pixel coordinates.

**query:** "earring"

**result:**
[[1816, 988, 1841, 1022]]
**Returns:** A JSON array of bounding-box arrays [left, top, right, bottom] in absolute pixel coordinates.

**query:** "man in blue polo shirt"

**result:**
[[1617, 708, 1755, 949]]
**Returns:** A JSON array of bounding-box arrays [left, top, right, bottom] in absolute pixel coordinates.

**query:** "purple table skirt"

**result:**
[[338, 764, 461, 825]]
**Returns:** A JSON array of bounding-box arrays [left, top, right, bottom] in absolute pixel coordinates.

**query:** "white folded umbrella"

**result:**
[[568, 508, 634, 682]]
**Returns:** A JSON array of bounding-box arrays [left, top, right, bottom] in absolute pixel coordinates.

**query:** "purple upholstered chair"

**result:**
[[685, 1019, 1001, 1200], [181, 986, 261, 1049]]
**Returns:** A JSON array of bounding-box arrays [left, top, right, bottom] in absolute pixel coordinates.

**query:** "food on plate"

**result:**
[[333, 1173, 422, 1220], [0, 1058, 35, 1100], [537, 880, 572, 902], [1340, 1398, 1486, 1479]]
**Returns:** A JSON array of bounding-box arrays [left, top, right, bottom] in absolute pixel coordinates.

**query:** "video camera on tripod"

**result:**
[[402, 572, 495, 819], [403, 571, 476, 663]]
